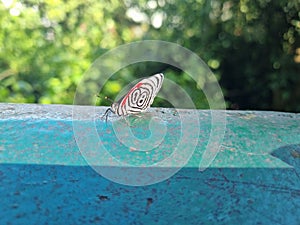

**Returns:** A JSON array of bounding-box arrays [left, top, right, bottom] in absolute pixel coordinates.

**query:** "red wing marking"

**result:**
[[121, 82, 143, 107]]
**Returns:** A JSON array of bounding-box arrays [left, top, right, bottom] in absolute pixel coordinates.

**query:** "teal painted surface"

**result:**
[[1, 165, 300, 225], [1, 103, 300, 224]]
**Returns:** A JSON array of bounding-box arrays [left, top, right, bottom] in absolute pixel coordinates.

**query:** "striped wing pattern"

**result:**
[[111, 73, 164, 116]]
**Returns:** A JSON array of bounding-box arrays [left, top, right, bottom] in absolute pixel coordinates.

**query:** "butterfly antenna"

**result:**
[[104, 96, 114, 103], [95, 94, 114, 102]]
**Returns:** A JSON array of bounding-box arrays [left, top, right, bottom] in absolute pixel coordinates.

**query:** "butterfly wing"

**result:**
[[114, 73, 164, 116]]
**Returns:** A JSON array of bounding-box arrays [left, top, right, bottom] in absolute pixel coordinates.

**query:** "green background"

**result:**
[[0, 0, 299, 111]]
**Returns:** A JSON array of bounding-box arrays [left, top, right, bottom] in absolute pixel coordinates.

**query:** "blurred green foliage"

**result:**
[[0, 0, 299, 111]]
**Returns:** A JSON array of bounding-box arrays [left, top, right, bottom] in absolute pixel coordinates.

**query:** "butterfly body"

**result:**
[[103, 73, 164, 121]]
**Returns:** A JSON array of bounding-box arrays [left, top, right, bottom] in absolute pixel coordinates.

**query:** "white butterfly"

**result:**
[[102, 73, 164, 122]]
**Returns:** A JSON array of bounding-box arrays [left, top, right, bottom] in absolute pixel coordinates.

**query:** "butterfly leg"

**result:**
[[101, 108, 113, 124]]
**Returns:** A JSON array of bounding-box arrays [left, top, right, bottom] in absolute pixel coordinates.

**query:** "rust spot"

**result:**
[[129, 147, 138, 152], [147, 197, 153, 205], [247, 199, 254, 204], [291, 150, 300, 158], [145, 197, 153, 214], [97, 195, 109, 201]]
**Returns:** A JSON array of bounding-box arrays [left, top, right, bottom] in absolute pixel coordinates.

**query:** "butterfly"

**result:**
[[102, 73, 164, 122]]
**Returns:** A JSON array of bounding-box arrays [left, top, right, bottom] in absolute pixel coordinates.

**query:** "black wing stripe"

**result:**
[[113, 73, 164, 116]]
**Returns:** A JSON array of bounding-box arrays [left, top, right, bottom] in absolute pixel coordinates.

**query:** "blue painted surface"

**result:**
[[1, 103, 300, 224], [1, 165, 300, 224]]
